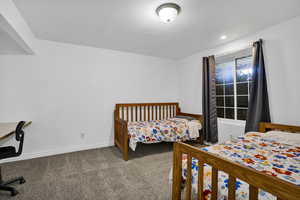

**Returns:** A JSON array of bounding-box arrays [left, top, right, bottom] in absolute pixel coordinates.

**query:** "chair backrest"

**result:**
[[115, 103, 180, 122], [15, 121, 25, 156]]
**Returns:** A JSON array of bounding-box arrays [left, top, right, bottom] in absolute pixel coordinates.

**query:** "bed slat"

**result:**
[[249, 185, 258, 200], [160, 105, 162, 120], [135, 106, 138, 121], [197, 160, 204, 200], [185, 154, 192, 200], [211, 167, 218, 200], [165, 105, 167, 119], [139, 106, 141, 121], [159, 105, 162, 120], [228, 175, 236, 200], [131, 106, 133, 122], [151, 105, 154, 120]]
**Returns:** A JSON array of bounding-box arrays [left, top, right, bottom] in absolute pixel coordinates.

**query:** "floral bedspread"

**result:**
[[181, 132, 300, 200], [127, 118, 201, 151]]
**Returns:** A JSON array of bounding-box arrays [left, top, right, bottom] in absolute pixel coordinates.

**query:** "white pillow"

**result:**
[[262, 131, 300, 146]]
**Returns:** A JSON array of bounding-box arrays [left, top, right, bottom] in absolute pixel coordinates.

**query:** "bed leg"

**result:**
[[172, 143, 182, 200], [196, 130, 204, 145], [123, 147, 129, 161], [123, 127, 129, 161]]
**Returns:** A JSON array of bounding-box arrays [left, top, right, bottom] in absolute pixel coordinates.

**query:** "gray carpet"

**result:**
[[0, 143, 174, 200]]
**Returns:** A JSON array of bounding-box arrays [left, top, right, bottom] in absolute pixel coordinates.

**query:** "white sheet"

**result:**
[[263, 130, 300, 146], [187, 120, 202, 138], [246, 130, 300, 146]]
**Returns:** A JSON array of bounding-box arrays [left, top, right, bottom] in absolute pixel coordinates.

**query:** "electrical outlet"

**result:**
[[80, 133, 85, 139]]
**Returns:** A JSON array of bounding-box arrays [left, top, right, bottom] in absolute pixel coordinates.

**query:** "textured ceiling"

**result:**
[[13, 0, 300, 59]]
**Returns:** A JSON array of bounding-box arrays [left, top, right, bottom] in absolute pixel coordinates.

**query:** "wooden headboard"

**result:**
[[115, 102, 180, 122], [259, 122, 300, 133]]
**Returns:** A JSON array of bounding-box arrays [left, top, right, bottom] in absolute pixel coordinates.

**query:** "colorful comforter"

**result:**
[[127, 118, 201, 151], [181, 132, 300, 200]]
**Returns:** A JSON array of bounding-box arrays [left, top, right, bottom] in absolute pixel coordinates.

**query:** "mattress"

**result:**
[[127, 118, 202, 151]]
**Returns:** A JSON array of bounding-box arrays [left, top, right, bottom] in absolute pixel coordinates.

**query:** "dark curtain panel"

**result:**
[[202, 56, 218, 143], [245, 39, 271, 132]]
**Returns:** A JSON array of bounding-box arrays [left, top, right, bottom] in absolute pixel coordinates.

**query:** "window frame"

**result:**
[[216, 54, 252, 121]]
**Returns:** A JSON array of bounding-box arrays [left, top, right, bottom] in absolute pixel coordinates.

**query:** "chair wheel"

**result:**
[[19, 178, 26, 184], [11, 189, 18, 196]]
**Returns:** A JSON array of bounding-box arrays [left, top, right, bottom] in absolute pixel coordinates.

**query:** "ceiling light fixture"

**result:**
[[220, 35, 227, 40], [156, 3, 181, 23]]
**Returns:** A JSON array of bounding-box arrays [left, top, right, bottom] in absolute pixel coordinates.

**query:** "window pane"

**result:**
[[236, 83, 248, 95], [217, 108, 225, 118], [225, 96, 234, 107], [236, 56, 253, 83], [216, 65, 224, 84], [217, 97, 224, 107], [237, 109, 248, 120], [237, 96, 248, 108], [225, 108, 234, 119], [223, 62, 234, 84], [216, 85, 224, 96], [225, 84, 234, 95]]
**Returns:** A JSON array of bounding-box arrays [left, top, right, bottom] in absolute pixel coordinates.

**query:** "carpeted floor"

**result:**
[[0, 143, 174, 200]]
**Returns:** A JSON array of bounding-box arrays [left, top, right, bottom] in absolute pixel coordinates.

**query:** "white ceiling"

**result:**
[[12, 0, 300, 59]]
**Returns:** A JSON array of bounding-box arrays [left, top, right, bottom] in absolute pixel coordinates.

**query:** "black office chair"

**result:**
[[0, 121, 26, 196]]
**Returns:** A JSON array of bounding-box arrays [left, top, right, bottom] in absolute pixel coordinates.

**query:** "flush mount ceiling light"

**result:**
[[220, 35, 227, 40], [156, 3, 181, 23]]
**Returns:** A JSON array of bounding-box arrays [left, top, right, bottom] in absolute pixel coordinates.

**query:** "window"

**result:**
[[216, 54, 252, 121]]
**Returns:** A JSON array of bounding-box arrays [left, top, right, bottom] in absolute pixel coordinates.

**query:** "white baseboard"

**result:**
[[0, 141, 113, 164]]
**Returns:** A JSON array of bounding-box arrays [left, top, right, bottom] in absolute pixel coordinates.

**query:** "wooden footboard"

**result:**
[[259, 122, 300, 133], [172, 123, 300, 200], [114, 118, 129, 161]]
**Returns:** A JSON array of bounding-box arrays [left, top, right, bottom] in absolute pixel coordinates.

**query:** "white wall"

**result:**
[[178, 16, 300, 142], [0, 39, 179, 162]]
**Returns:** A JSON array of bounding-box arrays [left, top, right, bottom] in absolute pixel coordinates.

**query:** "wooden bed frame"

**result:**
[[172, 122, 300, 200], [114, 102, 203, 161]]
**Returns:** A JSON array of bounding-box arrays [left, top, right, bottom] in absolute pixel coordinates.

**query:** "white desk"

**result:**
[[0, 121, 32, 140]]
